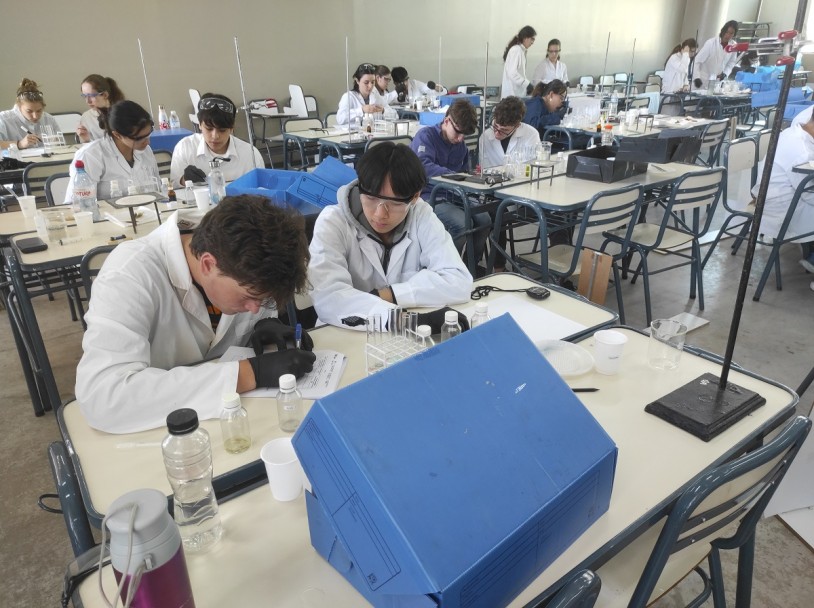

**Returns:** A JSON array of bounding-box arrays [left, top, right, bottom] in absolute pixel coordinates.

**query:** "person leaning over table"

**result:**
[[170, 93, 263, 188], [370, 65, 398, 108], [76, 74, 126, 143], [500, 25, 536, 99], [0, 78, 60, 150], [337, 62, 384, 126], [410, 99, 491, 269], [661, 39, 697, 94], [523, 80, 567, 136], [531, 38, 569, 86], [76, 195, 316, 434], [390, 66, 447, 103], [64, 100, 161, 203], [308, 142, 473, 330], [692, 20, 740, 90]]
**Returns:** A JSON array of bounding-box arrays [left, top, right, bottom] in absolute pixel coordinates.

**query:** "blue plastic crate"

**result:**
[[286, 156, 357, 209], [438, 93, 480, 107], [418, 111, 445, 126], [225, 168, 300, 198]]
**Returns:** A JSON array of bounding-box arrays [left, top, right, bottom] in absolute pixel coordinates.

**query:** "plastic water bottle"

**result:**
[[158, 105, 169, 130], [72, 160, 101, 221], [169, 110, 181, 130], [470, 303, 491, 328], [7, 143, 21, 161], [416, 325, 435, 349], [162, 408, 223, 553], [440, 310, 462, 342], [601, 124, 614, 147], [208, 159, 226, 205], [220, 393, 251, 454], [277, 374, 303, 433], [610, 91, 619, 111]]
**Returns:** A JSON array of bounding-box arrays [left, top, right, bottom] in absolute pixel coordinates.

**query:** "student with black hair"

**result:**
[[370, 65, 398, 108], [64, 100, 161, 202], [523, 80, 567, 134], [308, 143, 472, 328], [662, 39, 697, 93], [337, 63, 384, 125], [390, 66, 446, 103], [501, 25, 536, 98], [693, 20, 740, 89], [170, 93, 263, 188]]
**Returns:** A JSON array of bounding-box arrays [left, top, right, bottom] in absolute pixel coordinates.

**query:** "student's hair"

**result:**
[[375, 65, 391, 78], [547, 38, 561, 55], [543, 79, 567, 97], [492, 96, 526, 126], [446, 99, 478, 135], [82, 74, 125, 131], [664, 38, 697, 65], [189, 195, 310, 305], [356, 142, 426, 199], [352, 63, 377, 92], [531, 82, 546, 98], [720, 20, 738, 37], [390, 66, 409, 84], [503, 25, 536, 61], [106, 100, 153, 138], [15, 78, 45, 106], [196, 92, 237, 129]]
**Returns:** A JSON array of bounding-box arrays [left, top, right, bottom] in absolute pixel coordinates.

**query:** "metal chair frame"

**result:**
[[44, 172, 70, 206], [22, 159, 73, 205]]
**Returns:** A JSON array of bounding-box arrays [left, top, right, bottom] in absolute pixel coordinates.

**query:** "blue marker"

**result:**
[[295, 323, 302, 349]]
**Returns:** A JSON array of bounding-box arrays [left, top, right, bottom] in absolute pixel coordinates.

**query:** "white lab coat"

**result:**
[[65, 136, 161, 202], [76, 212, 276, 433], [0, 106, 60, 145], [79, 108, 106, 141], [792, 105, 813, 126], [662, 52, 691, 93], [501, 44, 530, 99], [170, 133, 263, 188], [479, 122, 541, 169], [532, 58, 569, 86], [308, 181, 473, 328], [693, 36, 738, 88], [371, 87, 398, 108], [752, 124, 814, 240], [337, 90, 370, 126]]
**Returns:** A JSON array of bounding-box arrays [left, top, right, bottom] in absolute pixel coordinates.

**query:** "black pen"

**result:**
[[571, 388, 599, 393], [20, 125, 41, 141]]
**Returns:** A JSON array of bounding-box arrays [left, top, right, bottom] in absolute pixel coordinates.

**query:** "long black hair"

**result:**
[[503, 25, 536, 61]]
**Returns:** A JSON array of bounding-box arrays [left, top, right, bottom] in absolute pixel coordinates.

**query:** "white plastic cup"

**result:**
[[74, 211, 94, 239], [648, 319, 688, 370], [18, 195, 36, 219], [193, 187, 210, 211], [261, 438, 304, 502], [593, 330, 628, 375]]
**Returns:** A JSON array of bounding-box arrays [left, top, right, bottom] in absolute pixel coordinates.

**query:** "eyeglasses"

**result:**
[[547, 49, 560, 54], [198, 98, 235, 114], [380, 76, 392, 83], [491, 122, 518, 137], [358, 185, 413, 212], [126, 126, 154, 142], [447, 118, 467, 136], [357, 63, 377, 74], [80, 92, 103, 99]]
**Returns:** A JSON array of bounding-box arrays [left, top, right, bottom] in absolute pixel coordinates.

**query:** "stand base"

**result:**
[[645, 372, 766, 442]]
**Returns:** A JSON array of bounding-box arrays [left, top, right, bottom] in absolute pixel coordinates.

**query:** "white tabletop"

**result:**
[[74, 327, 797, 608]]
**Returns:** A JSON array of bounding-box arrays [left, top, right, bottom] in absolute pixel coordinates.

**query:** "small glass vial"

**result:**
[[277, 374, 303, 433], [220, 393, 251, 454], [416, 325, 435, 349], [470, 303, 491, 328], [601, 124, 614, 147], [440, 310, 462, 342]]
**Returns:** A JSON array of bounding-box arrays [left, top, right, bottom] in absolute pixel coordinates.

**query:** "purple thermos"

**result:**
[[107, 488, 196, 608]]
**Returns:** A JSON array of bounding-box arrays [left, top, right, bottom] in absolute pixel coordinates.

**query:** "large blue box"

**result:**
[[418, 111, 446, 126], [439, 93, 481, 108], [293, 315, 617, 608]]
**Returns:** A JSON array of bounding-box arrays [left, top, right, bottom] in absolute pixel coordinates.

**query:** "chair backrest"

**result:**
[[283, 117, 323, 134], [627, 97, 650, 111], [579, 76, 594, 86], [45, 172, 70, 206], [722, 137, 757, 211], [304, 95, 319, 118], [757, 129, 771, 163], [80, 244, 116, 299], [654, 70, 666, 79], [599, 75, 615, 87], [660, 168, 726, 241], [644, 83, 661, 93], [364, 135, 413, 152], [22, 159, 73, 205], [646, 75, 662, 85], [324, 112, 338, 128], [626, 416, 811, 608], [614, 72, 628, 83], [548, 570, 601, 608], [189, 89, 201, 127], [455, 83, 477, 94], [696, 119, 729, 167], [152, 149, 172, 181], [288, 84, 309, 118]]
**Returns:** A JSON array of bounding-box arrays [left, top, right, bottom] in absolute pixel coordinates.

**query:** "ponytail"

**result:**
[[503, 25, 537, 61]]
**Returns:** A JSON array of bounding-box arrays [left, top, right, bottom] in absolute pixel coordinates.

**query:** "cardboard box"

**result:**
[[566, 146, 648, 183], [293, 315, 617, 608], [615, 130, 702, 164]]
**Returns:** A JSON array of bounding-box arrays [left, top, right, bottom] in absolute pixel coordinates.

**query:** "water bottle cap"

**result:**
[[444, 310, 458, 324], [222, 392, 241, 409], [209, 159, 221, 169], [416, 325, 432, 338], [474, 303, 488, 314], [74, 160, 85, 170], [166, 408, 199, 435], [279, 374, 296, 390]]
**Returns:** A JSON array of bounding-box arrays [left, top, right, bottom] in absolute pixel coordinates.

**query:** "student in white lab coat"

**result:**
[[662, 39, 697, 93], [76, 196, 316, 433], [0, 78, 60, 150], [693, 20, 739, 89], [390, 66, 447, 103], [76, 74, 126, 143], [370, 65, 398, 108], [336, 63, 384, 126], [531, 39, 569, 86], [500, 25, 536, 99]]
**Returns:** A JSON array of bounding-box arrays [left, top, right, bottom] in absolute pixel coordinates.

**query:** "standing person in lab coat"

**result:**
[[693, 20, 739, 89], [662, 39, 697, 93], [76, 196, 316, 433], [501, 25, 536, 99]]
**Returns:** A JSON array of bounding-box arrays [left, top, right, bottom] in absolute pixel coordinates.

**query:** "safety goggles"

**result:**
[[127, 126, 154, 142], [491, 122, 518, 137], [357, 184, 413, 212], [198, 98, 235, 114], [80, 92, 103, 99]]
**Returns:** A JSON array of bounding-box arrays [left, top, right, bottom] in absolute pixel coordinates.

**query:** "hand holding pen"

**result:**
[[18, 126, 40, 149]]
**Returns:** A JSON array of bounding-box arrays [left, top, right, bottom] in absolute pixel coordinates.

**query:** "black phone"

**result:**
[[17, 236, 48, 253], [442, 173, 469, 182], [526, 286, 550, 300]]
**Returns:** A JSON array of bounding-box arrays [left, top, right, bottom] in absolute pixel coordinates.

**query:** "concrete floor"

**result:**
[[1, 210, 813, 606]]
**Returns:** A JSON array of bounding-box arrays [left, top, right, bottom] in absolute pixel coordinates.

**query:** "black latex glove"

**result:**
[[249, 350, 316, 388], [250, 318, 314, 356], [526, 83, 534, 95], [416, 307, 470, 334], [183, 165, 207, 184]]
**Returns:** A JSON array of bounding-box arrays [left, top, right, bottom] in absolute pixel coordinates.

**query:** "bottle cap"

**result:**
[[222, 392, 241, 410], [416, 325, 432, 338], [474, 303, 488, 314], [74, 160, 85, 170], [604, 124, 613, 130], [166, 408, 199, 435], [444, 310, 458, 324], [209, 159, 221, 169], [279, 374, 296, 390]]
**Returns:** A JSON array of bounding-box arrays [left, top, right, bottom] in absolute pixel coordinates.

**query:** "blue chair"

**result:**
[[595, 415, 811, 607], [545, 570, 601, 608]]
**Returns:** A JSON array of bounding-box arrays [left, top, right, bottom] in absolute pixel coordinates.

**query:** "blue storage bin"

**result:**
[[438, 93, 480, 107], [418, 111, 445, 126], [225, 168, 300, 198], [286, 156, 357, 209]]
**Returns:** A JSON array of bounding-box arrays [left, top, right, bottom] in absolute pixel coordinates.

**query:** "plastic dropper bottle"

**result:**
[[220, 393, 251, 454], [440, 310, 462, 342], [416, 325, 435, 349], [277, 374, 303, 433], [470, 303, 491, 328]]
